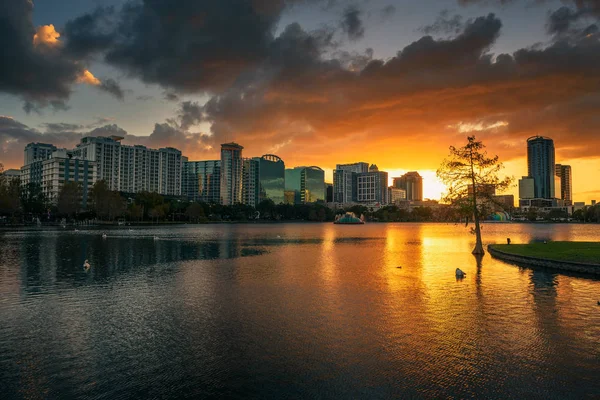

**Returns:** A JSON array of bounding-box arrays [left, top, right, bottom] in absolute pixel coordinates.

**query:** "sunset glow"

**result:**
[[1, 0, 599, 204]]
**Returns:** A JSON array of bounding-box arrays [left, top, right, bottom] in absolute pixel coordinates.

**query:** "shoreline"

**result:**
[[488, 244, 600, 276]]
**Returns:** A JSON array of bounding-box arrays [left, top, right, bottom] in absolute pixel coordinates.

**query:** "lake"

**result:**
[[0, 223, 599, 399]]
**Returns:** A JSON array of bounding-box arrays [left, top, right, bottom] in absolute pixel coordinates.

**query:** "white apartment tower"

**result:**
[[72, 136, 182, 195]]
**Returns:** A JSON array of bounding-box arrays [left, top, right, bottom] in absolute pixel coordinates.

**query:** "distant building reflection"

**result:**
[[18, 233, 266, 289]]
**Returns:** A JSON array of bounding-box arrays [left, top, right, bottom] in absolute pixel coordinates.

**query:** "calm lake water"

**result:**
[[1, 223, 599, 399]]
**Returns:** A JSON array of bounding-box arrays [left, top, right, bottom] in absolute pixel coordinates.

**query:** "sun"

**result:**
[[385, 169, 447, 201]]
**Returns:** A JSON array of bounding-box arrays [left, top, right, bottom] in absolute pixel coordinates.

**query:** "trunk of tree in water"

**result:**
[[472, 211, 485, 255], [470, 150, 485, 255]]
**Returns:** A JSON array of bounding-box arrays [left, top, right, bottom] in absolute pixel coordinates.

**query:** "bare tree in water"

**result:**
[[437, 136, 512, 255]]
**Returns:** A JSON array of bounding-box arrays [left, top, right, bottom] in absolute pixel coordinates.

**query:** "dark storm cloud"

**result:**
[[0, 0, 125, 112], [64, 0, 283, 92], [341, 5, 365, 40], [0, 0, 79, 111], [179, 101, 204, 130], [186, 11, 600, 162]]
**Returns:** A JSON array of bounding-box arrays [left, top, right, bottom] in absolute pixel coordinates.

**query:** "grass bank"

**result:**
[[491, 242, 600, 265]]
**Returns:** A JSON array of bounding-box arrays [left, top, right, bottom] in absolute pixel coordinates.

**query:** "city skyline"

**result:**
[[2, 0, 600, 203]]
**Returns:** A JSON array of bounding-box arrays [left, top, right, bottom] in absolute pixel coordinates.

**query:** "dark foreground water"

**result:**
[[0, 223, 599, 399]]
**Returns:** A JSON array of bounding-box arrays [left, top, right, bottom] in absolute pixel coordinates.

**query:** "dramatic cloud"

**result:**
[[171, 11, 600, 171], [77, 70, 101, 86], [63, 0, 284, 92], [0, 0, 128, 111], [33, 24, 61, 47], [341, 5, 365, 40]]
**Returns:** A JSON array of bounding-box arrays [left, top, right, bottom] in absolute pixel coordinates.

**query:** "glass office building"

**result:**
[[285, 166, 325, 204], [257, 155, 285, 205], [527, 136, 555, 199], [182, 160, 221, 203]]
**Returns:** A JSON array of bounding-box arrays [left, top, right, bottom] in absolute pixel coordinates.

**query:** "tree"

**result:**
[[0, 165, 21, 219], [21, 182, 47, 216], [89, 180, 112, 219], [437, 136, 512, 255], [57, 182, 83, 218], [185, 202, 205, 223]]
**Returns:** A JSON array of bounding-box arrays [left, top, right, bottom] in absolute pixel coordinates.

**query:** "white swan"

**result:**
[[83, 259, 91, 269]]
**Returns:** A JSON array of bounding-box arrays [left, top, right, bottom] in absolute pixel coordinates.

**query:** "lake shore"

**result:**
[[488, 242, 600, 275]]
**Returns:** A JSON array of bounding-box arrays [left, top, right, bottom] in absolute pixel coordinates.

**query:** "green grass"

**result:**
[[491, 242, 600, 264]]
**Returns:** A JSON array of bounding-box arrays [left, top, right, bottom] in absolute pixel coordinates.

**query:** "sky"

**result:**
[[1, 0, 600, 202]]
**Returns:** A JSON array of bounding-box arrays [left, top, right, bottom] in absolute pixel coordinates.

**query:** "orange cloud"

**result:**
[[33, 24, 60, 47], [77, 70, 101, 86]]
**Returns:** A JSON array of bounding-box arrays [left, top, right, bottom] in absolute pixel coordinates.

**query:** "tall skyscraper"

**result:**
[[527, 136, 555, 199], [555, 164, 572, 205], [333, 162, 369, 203], [220, 142, 244, 205], [393, 172, 423, 201], [182, 160, 221, 202]]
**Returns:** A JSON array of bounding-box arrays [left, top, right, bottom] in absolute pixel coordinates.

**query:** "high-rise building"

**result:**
[[255, 155, 285, 205], [21, 148, 96, 207], [220, 143, 244, 205], [333, 169, 355, 203], [527, 136, 555, 199], [555, 164, 572, 205], [393, 172, 423, 201], [24, 143, 57, 166], [73, 136, 122, 191], [285, 166, 325, 204], [518, 176, 535, 199], [72, 136, 183, 195], [333, 162, 369, 203], [158, 147, 183, 196], [40, 155, 97, 207], [242, 158, 260, 207], [182, 160, 221, 202], [357, 164, 388, 204], [304, 166, 325, 203]]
